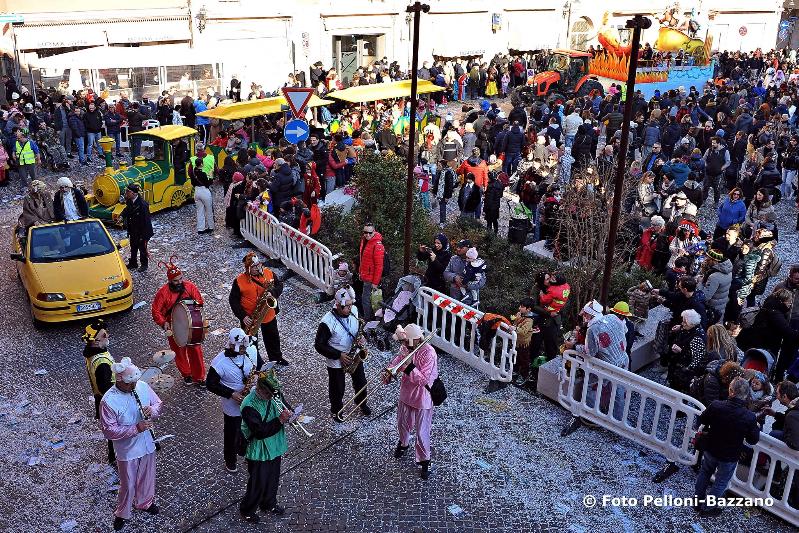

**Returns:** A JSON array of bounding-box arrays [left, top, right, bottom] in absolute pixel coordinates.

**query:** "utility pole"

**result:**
[[598, 14, 651, 307], [403, 2, 430, 274]]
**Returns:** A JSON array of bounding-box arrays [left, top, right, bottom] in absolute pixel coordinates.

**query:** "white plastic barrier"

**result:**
[[558, 350, 703, 466], [415, 287, 516, 382], [241, 204, 337, 295], [241, 204, 284, 259], [729, 433, 799, 527], [279, 222, 337, 295]]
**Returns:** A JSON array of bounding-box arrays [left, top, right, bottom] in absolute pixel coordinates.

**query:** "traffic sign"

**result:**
[[281, 87, 314, 118], [283, 119, 310, 144]]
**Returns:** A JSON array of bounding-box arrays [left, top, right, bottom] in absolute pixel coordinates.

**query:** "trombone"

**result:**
[[337, 330, 437, 421], [273, 393, 314, 438]]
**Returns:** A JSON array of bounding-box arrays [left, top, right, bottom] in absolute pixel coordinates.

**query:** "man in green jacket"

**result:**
[[239, 373, 291, 523]]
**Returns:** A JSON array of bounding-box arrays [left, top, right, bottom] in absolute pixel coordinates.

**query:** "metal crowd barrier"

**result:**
[[415, 287, 516, 382], [730, 433, 799, 526], [241, 204, 337, 295], [559, 350, 798, 526], [559, 350, 703, 466], [279, 222, 337, 295]]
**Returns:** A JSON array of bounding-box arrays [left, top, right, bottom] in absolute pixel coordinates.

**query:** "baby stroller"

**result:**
[[741, 348, 775, 378], [365, 275, 422, 351]]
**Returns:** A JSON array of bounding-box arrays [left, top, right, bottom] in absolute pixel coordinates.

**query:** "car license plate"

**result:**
[[76, 301, 102, 313]]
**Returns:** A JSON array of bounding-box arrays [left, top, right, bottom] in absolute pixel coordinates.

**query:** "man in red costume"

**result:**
[[151, 257, 207, 386]]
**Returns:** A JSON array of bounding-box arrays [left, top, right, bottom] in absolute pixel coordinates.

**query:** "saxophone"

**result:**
[[343, 318, 368, 374], [245, 278, 277, 336]]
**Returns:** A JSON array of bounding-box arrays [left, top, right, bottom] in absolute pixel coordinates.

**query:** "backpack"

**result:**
[[738, 306, 760, 329], [382, 245, 392, 279], [766, 252, 782, 277], [477, 313, 511, 352], [441, 140, 458, 161]]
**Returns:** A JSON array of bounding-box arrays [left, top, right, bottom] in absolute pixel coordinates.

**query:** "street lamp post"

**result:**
[[403, 2, 430, 274], [598, 14, 651, 307]]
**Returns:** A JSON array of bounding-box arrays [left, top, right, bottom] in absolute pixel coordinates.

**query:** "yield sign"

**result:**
[[281, 87, 315, 118]]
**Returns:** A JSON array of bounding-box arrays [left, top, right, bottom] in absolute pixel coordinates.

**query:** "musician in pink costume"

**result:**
[[384, 323, 438, 479], [100, 357, 163, 531], [151, 257, 206, 385]]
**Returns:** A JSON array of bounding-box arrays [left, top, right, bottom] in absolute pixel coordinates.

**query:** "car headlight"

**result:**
[[36, 292, 66, 302], [108, 279, 130, 293]]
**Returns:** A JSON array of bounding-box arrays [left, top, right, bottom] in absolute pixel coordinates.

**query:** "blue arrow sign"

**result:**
[[283, 119, 309, 144]]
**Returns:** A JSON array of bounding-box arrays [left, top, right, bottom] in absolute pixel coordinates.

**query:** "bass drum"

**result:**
[[170, 300, 208, 347]]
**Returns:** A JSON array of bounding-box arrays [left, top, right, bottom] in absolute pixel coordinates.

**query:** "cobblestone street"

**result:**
[[0, 169, 795, 533]]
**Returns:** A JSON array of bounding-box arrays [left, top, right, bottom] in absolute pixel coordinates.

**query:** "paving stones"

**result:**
[[0, 159, 796, 532]]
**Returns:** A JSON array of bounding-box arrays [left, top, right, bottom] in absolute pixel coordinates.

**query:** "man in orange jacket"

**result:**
[[151, 258, 206, 385], [228, 252, 288, 366], [457, 147, 489, 216]]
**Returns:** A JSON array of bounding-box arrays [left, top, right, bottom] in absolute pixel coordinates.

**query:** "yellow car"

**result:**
[[11, 219, 134, 325]]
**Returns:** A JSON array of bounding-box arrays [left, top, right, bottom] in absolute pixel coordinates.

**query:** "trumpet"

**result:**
[[272, 393, 314, 438], [337, 330, 436, 421]]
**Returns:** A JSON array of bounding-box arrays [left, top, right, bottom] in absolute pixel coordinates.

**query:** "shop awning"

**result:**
[[326, 80, 444, 103], [16, 25, 107, 50], [197, 95, 335, 120], [31, 44, 220, 70], [105, 20, 191, 45]]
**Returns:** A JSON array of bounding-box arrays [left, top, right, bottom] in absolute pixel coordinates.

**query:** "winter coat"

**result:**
[[698, 360, 728, 406], [68, 114, 85, 138], [701, 260, 733, 317], [642, 123, 661, 146], [457, 157, 489, 189], [443, 254, 468, 298], [53, 189, 89, 221], [756, 162, 781, 190], [771, 399, 799, 450], [734, 249, 763, 300], [738, 295, 799, 355], [698, 397, 760, 462], [120, 196, 154, 240], [358, 231, 385, 286], [572, 124, 594, 166], [688, 153, 705, 178], [751, 241, 777, 297], [716, 198, 746, 230], [458, 182, 481, 213], [104, 111, 122, 135], [462, 132, 477, 156], [417, 245, 452, 294], [744, 200, 775, 229], [483, 178, 504, 220], [735, 112, 753, 135], [82, 109, 104, 134], [269, 163, 295, 208], [680, 180, 704, 208], [433, 167, 456, 200], [502, 125, 525, 155], [663, 160, 691, 187]]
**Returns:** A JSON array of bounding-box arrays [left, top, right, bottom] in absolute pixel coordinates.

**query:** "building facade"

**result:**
[[1, 0, 787, 100]]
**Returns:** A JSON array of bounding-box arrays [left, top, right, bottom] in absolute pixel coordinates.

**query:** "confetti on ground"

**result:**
[[132, 301, 147, 310], [34, 369, 48, 376], [447, 504, 464, 517], [474, 458, 492, 470]]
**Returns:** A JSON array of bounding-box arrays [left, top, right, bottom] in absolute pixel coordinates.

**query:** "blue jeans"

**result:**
[[695, 451, 738, 503], [781, 169, 796, 199], [503, 152, 521, 175], [564, 134, 575, 148], [438, 196, 448, 224], [109, 131, 122, 155], [130, 137, 142, 159], [86, 132, 103, 159], [74, 136, 86, 163]]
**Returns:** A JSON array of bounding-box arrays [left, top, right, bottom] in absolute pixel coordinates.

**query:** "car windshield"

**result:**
[[29, 221, 115, 263], [547, 54, 570, 72]]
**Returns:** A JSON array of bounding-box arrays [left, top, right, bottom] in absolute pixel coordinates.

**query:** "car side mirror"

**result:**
[[117, 238, 130, 249], [10, 252, 24, 262]]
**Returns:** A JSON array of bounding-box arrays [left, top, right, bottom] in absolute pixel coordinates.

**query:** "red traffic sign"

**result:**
[[281, 87, 315, 118]]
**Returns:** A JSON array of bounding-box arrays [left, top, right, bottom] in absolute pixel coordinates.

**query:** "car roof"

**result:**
[[30, 218, 106, 230], [130, 125, 198, 141]]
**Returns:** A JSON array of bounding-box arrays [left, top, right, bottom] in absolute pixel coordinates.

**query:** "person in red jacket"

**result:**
[[303, 161, 321, 207], [635, 215, 666, 270], [151, 258, 206, 386], [359, 222, 385, 321]]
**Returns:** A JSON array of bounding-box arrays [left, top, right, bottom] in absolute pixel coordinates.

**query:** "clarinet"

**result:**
[[132, 388, 161, 451]]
